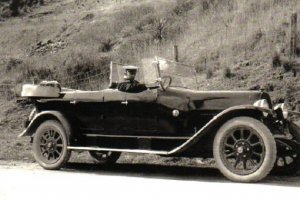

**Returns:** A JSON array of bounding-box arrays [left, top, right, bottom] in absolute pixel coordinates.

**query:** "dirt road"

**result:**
[[0, 160, 299, 200]]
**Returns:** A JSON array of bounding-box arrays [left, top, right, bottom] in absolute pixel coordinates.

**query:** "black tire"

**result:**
[[213, 117, 276, 182], [272, 121, 300, 175], [89, 151, 121, 164], [33, 120, 71, 170]]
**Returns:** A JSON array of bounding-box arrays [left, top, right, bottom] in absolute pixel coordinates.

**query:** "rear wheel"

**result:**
[[213, 117, 276, 182], [33, 120, 71, 170], [89, 151, 121, 164]]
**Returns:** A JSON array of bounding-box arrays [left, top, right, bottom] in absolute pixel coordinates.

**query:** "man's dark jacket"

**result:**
[[117, 80, 147, 93]]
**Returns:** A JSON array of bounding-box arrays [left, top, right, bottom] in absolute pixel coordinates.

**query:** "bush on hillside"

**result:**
[[98, 38, 117, 52], [223, 67, 233, 78], [271, 52, 281, 68], [282, 60, 297, 73], [173, 0, 194, 16], [206, 68, 213, 79], [1, 0, 44, 17], [5, 58, 23, 72]]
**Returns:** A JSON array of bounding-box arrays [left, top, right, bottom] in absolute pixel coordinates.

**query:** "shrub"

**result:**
[[9, 0, 20, 16], [195, 65, 204, 73], [223, 67, 232, 78], [206, 68, 213, 79], [0, 4, 12, 18], [5, 58, 23, 72], [98, 38, 116, 52], [271, 53, 281, 68], [173, 0, 194, 16], [5, 0, 44, 17], [282, 60, 295, 72]]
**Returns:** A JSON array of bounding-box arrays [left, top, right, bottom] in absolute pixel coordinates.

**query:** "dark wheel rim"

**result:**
[[220, 126, 266, 175], [38, 129, 64, 164]]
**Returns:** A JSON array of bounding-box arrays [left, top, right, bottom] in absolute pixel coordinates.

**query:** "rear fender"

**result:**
[[168, 105, 274, 155], [18, 111, 71, 138]]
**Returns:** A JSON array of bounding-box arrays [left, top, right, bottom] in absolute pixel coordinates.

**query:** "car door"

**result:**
[[72, 91, 106, 135], [121, 88, 191, 151], [120, 89, 158, 137], [101, 89, 128, 135]]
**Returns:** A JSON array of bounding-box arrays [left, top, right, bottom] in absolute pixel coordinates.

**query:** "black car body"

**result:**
[[19, 57, 300, 182]]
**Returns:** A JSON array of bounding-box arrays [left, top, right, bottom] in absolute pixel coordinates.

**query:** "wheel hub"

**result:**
[[234, 141, 252, 159], [47, 142, 53, 148], [46, 141, 57, 153], [237, 146, 244, 154]]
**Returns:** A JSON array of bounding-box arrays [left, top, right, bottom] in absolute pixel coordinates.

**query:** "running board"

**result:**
[[67, 146, 169, 155]]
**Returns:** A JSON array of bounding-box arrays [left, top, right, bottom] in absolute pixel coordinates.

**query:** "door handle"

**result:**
[[121, 100, 128, 105]]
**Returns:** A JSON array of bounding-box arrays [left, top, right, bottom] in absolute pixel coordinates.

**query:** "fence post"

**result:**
[[291, 13, 297, 59], [174, 45, 179, 62]]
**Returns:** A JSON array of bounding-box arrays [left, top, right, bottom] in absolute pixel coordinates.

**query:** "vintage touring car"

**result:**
[[19, 57, 300, 182]]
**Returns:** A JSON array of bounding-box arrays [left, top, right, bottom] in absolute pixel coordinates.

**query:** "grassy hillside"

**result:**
[[0, 0, 300, 162]]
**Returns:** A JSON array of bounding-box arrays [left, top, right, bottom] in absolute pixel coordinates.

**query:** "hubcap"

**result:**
[[237, 146, 244, 154]]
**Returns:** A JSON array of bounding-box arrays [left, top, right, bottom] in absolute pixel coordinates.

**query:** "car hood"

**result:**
[[157, 87, 269, 111]]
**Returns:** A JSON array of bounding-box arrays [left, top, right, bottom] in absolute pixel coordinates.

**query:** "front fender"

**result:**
[[18, 111, 71, 137], [168, 105, 274, 155]]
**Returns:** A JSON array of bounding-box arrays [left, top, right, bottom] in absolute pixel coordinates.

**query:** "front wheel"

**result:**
[[213, 117, 276, 182], [33, 120, 71, 170]]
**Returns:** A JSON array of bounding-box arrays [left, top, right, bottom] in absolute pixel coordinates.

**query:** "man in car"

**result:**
[[117, 65, 147, 93]]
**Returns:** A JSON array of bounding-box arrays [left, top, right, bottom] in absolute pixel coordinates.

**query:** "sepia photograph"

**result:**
[[0, 0, 300, 199]]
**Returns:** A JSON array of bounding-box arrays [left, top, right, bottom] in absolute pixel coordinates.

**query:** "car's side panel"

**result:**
[[75, 105, 273, 154], [64, 105, 274, 156]]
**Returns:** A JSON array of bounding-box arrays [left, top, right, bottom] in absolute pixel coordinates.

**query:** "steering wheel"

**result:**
[[160, 76, 172, 90]]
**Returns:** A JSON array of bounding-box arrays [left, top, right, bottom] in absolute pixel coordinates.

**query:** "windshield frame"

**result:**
[[109, 57, 199, 90]]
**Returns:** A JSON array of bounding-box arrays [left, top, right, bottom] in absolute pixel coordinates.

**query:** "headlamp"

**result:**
[[253, 99, 269, 109]]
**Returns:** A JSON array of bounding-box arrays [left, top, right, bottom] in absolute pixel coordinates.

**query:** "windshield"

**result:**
[[109, 57, 198, 90], [155, 57, 198, 89]]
